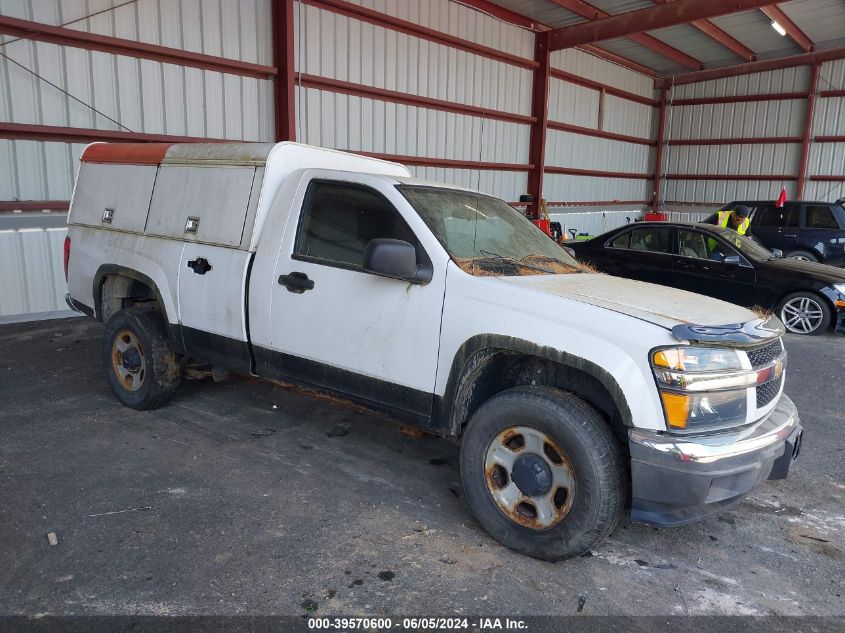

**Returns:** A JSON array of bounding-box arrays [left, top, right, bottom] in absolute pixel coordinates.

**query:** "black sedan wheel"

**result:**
[[777, 292, 831, 335]]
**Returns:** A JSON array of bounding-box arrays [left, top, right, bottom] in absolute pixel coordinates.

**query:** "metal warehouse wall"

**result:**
[[544, 48, 656, 206], [0, 0, 275, 203], [661, 62, 845, 209]]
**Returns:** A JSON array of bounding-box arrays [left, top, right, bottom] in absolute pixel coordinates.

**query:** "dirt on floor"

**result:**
[[0, 317, 843, 617]]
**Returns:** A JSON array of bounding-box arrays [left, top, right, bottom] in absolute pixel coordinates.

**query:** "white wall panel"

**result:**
[[546, 129, 651, 174], [666, 144, 800, 177], [405, 166, 527, 202], [602, 95, 654, 139], [543, 174, 651, 202], [668, 101, 805, 139], [294, 2, 532, 116], [345, 0, 534, 58], [671, 67, 811, 99], [551, 48, 655, 99], [663, 180, 796, 204], [0, 227, 70, 318], [0, 0, 273, 65], [547, 77, 600, 128], [0, 141, 85, 202], [295, 87, 530, 163]]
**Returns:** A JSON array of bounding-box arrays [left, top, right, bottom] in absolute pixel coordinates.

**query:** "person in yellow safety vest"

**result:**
[[704, 205, 751, 235]]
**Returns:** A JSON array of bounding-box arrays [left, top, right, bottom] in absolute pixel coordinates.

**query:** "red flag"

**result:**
[[776, 186, 787, 208]]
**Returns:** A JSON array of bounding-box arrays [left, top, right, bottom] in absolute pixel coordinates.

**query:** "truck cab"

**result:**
[[65, 142, 803, 561]]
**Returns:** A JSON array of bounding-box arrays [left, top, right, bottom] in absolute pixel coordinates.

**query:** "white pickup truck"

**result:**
[[65, 141, 802, 560]]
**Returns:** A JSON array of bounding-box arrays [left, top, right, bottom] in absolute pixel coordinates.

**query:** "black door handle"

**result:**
[[278, 271, 315, 293], [187, 257, 212, 274]]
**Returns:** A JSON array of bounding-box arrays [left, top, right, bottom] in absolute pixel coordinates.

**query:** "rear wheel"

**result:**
[[784, 250, 819, 263], [777, 292, 831, 335], [103, 308, 181, 409], [460, 386, 625, 561]]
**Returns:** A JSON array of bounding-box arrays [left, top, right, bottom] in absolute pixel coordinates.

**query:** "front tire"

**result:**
[[103, 308, 181, 409], [777, 292, 831, 335], [460, 386, 625, 561], [784, 250, 819, 263]]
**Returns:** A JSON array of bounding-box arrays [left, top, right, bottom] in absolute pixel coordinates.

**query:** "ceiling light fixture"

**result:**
[[771, 20, 787, 36]]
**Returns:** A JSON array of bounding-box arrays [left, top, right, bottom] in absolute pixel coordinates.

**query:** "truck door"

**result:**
[[257, 177, 448, 423]]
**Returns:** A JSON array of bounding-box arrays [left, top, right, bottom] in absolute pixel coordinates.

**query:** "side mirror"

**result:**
[[771, 248, 784, 258], [723, 255, 741, 267], [363, 239, 432, 284]]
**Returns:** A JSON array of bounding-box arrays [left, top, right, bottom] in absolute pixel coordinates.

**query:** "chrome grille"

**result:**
[[747, 340, 783, 369], [756, 373, 783, 408]]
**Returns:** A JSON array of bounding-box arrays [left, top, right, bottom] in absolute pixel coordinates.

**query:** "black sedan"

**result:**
[[568, 222, 845, 336]]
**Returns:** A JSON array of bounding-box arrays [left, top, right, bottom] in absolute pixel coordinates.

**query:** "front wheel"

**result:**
[[784, 250, 819, 263], [777, 292, 831, 335], [460, 386, 626, 561], [103, 307, 181, 409]]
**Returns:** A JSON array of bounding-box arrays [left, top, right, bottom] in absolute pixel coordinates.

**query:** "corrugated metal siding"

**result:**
[[0, 140, 85, 202], [668, 102, 805, 139], [663, 180, 796, 205], [543, 174, 651, 202], [547, 77, 600, 128], [550, 48, 655, 99], [821, 59, 845, 90], [295, 87, 530, 163], [345, 0, 534, 58], [407, 166, 527, 201], [294, 2, 532, 115], [0, 0, 273, 65], [667, 144, 801, 177], [603, 95, 654, 138], [671, 67, 811, 99], [0, 227, 70, 319], [546, 129, 650, 173]]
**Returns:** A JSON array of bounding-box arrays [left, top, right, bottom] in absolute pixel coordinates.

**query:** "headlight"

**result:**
[[651, 346, 759, 432], [833, 283, 845, 297]]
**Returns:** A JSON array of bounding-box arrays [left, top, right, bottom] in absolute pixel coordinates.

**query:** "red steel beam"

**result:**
[[671, 92, 807, 105], [820, 89, 845, 98], [796, 63, 820, 200], [550, 68, 659, 107], [814, 135, 845, 143], [272, 0, 296, 141], [547, 0, 778, 52], [299, 74, 535, 125], [0, 122, 224, 144], [652, 87, 668, 211], [580, 44, 658, 77], [527, 33, 552, 218], [651, 0, 755, 62], [0, 15, 276, 79], [665, 173, 798, 181], [545, 166, 653, 179], [669, 136, 802, 146], [303, 0, 537, 70], [809, 175, 845, 182], [453, 0, 548, 31], [656, 46, 845, 87], [760, 5, 813, 53], [548, 120, 655, 146], [548, 0, 701, 70], [0, 200, 70, 212]]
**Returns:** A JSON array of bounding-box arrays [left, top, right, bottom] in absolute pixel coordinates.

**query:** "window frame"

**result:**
[[291, 178, 431, 275], [802, 203, 842, 230], [675, 227, 753, 267], [604, 225, 676, 257]]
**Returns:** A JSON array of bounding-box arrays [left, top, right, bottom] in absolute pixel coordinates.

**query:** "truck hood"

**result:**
[[496, 273, 756, 330]]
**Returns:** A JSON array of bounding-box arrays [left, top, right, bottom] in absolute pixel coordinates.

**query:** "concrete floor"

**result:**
[[1, 317, 843, 616]]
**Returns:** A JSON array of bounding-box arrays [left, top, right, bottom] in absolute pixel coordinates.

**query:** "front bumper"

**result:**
[[629, 394, 802, 527]]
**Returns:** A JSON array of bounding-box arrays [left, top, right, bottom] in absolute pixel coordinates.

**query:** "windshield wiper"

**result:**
[[476, 250, 555, 274]]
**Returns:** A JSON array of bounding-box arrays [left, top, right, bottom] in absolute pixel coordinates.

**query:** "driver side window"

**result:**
[[295, 181, 418, 269], [679, 229, 734, 262]]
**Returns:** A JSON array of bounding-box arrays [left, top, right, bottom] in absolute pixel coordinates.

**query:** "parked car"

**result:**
[[720, 199, 845, 266], [65, 141, 802, 561], [568, 222, 845, 336]]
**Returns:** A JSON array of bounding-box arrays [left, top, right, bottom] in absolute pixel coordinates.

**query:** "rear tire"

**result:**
[[784, 250, 819, 263], [103, 307, 181, 409], [777, 291, 832, 336], [460, 386, 626, 561]]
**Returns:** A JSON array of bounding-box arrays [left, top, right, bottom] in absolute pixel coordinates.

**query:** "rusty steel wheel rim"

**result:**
[[484, 426, 575, 530], [111, 329, 147, 392]]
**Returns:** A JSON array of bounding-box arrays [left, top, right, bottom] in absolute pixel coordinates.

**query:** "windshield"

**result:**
[[398, 185, 583, 276], [702, 224, 777, 261]]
